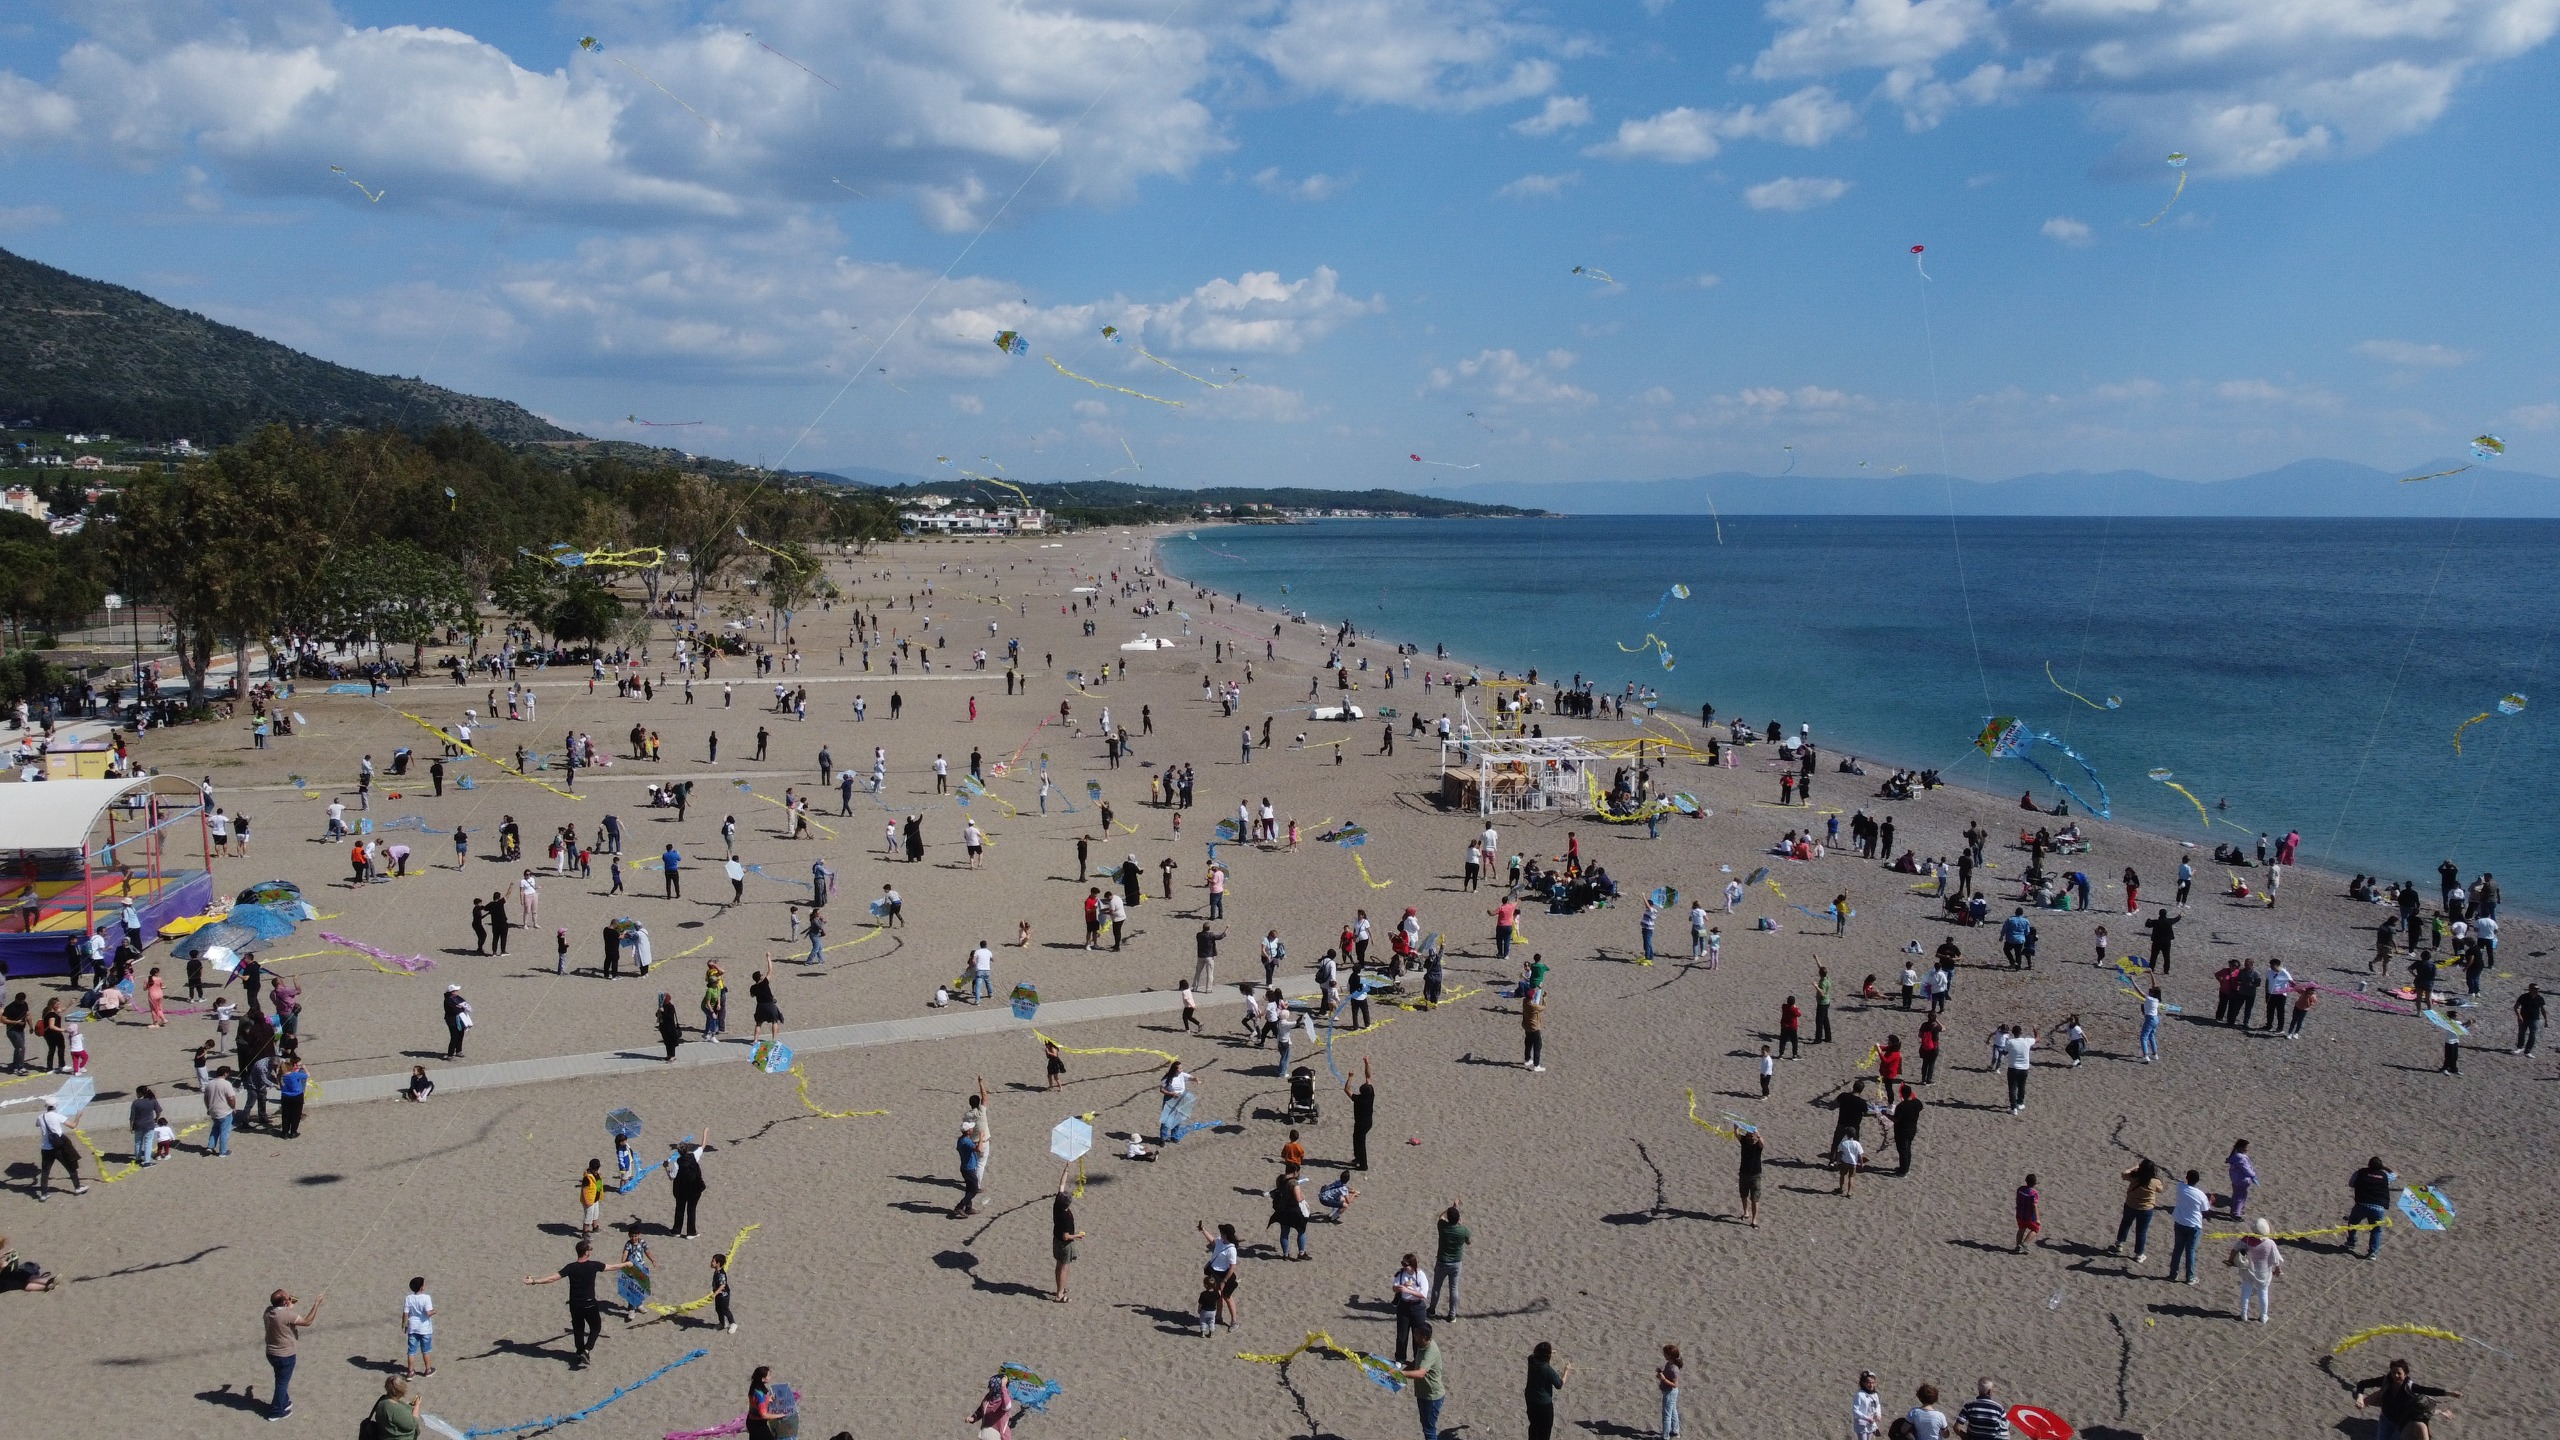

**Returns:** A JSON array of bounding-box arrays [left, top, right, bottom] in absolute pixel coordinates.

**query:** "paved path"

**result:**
[[0, 986, 1242, 1136]]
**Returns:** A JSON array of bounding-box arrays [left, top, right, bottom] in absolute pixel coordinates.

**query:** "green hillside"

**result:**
[[0, 245, 579, 444]]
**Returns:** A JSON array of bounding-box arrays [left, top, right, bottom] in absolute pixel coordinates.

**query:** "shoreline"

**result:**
[[1148, 524, 2519, 920]]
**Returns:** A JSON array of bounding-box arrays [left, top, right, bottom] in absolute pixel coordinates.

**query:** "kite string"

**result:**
[[1915, 260, 1992, 718]]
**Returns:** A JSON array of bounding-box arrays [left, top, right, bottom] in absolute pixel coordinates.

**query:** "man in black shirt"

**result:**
[[2345, 1157, 2394, 1259], [1344, 1058, 1376, 1170], [1891, 1086, 1924, 1176], [1736, 1129, 1763, 1227], [2515, 982, 2546, 1056], [2144, 909, 2179, 975], [523, 1239, 635, 1368]]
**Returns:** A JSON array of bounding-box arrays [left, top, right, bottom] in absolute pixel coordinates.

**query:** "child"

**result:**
[[1899, 962, 1918, 1010], [1833, 1133, 1862, 1195], [2093, 923, 2111, 967], [402, 1066, 435, 1102], [1706, 927, 1722, 968], [64, 1020, 86, 1076], [555, 928, 569, 977], [1044, 1040, 1066, 1092], [2014, 1174, 2042, 1251], [1758, 1045, 1776, 1097], [1658, 1344, 1685, 1440], [579, 1160, 605, 1235], [1319, 1170, 1359, 1223], [787, 905, 800, 941], [1859, 974, 1881, 1005], [1179, 980, 1199, 1034], [2440, 1024, 2461, 1076], [1196, 1282, 1221, 1338], [711, 1252, 736, 1333], [614, 1134, 637, 1189]]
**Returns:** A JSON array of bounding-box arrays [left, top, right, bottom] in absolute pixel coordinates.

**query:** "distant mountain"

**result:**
[[0, 246, 579, 445], [1414, 459, 2560, 518]]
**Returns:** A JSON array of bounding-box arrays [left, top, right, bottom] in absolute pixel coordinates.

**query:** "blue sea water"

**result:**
[[1160, 516, 2560, 910]]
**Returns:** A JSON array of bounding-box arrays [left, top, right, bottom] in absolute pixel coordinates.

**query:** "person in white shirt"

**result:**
[[1724, 878, 1745, 912], [2167, 1169, 2211, 1284], [1852, 1371, 1885, 1440], [2227, 1218, 2283, 1321], [969, 942, 995, 1003], [2004, 1026, 2035, 1113], [724, 856, 746, 905], [401, 1278, 437, 1378], [963, 821, 984, 869], [1833, 1134, 1863, 1194]]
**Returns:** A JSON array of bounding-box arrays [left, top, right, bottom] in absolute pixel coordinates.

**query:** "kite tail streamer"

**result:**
[[2159, 779, 2211, 829], [1237, 1331, 1406, 1393], [1046, 356, 1184, 407], [2140, 167, 2186, 227], [319, 932, 437, 974], [1353, 854, 1393, 888], [2017, 742, 2112, 819], [2206, 1217, 2388, 1243], [2044, 661, 2120, 711], [648, 1226, 760, 1316], [2331, 1324, 2466, 1356], [1682, 1088, 1749, 1139], [787, 1065, 889, 1119], [2451, 712, 2492, 753], [1031, 1029, 1180, 1064], [1135, 345, 1238, 388], [452, 1347, 713, 1436]]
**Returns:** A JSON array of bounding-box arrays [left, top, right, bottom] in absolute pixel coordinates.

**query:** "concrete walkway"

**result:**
[[0, 986, 1242, 1136]]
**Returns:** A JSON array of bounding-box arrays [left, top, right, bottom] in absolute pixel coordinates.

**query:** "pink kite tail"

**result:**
[[665, 1419, 748, 1440], [318, 932, 438, 974]]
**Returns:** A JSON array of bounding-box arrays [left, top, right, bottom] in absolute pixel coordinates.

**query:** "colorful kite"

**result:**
[[1645, 584, 1691, 620], [2451, 693, 2526, 753], [994, 330, 1027, 355], [2471, 434, 2506, 459], [1976, 717, 2111, 817], [1572, 266, 1617, 285], [1409, 453, 1480, 469], [1909, 244, 1929, 280]]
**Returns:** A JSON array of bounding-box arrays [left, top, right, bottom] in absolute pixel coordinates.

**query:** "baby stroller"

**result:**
[[1285, 1066, 1320, 1125]]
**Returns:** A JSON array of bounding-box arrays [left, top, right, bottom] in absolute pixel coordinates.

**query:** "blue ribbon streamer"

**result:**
[[458, 1347, 711, 1437]]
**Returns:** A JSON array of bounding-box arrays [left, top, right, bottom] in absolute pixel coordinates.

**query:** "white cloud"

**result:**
[[1123, 266, 1384, 355], [1495, 171, 1578, 199], [0, 203, 63, 228], [1690, 272, 1723, 287], [1253, 167, 1354, 201], [1750, 0, 2559, 175], [950, 394, 986, 414], [1742, 175, 1851, 211], [0, 3, 1231, 231], [1425, 347, 1597, 407], [1255, 0, 1562, 111], [1585, 86, 1858, 161], [2353, 339, 2471, 368], [2216, 378, 2343, 412], [1072, 399, 1111, 418], [2040, 215, 2092, 245], [1510, 94, 1591, 135]]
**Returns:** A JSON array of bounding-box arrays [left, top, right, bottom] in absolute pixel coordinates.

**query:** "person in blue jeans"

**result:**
[[2167, 1169, 2210, 1283], [1396, 1320, 1447, 1440], [2346, 1157, 2395, 1257], [262, 1289, 323, 1419]]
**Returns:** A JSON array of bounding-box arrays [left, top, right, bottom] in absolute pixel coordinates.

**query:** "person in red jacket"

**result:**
[[1778, 997, 1803, 1058]]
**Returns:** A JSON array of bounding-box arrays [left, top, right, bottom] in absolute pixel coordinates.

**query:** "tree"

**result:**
[[112, 436, 322, 709], [315, 540, 473, 669], [547, 575, 624, 646]]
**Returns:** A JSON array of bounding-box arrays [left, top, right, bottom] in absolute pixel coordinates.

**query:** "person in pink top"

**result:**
[[1488, 898, 1518, 959]]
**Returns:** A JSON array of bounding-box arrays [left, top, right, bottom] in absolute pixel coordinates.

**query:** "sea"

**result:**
[[1157, 516, 2560, 912]]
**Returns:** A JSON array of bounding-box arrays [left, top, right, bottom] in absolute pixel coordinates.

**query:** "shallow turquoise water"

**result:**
[[1160, 516, 2560, 908]]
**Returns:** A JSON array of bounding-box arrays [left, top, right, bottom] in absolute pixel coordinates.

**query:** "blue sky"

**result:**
[[3, 0, 2555, 491]]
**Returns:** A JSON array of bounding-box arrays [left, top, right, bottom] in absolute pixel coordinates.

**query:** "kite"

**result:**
[[2471, 434, 2505, 458], [2006, 1404, 2076, 1440], [994, 330, 1028, 355], [443, 486, 457, 511], [579, 37, 722, 139], [1976, 716, 2112, 818], [1572, 265, 1617, 285], [1237, 1332, 1406, 1393], [628, 415, 703, 427], [328, 166, 385, 203], [2396, 1185, 2456, 1231], [1778, 445, 1796, 476], [2451, 693, 2525, 753], [2141, 152, 2188, 227], [1046, 356, 1184, 407], [2045, 661, 2121, 711], [1617, 632, 1673, 669], [749, 1039, 794, 1074], [2399, 464, 2471, 483], [2423, 1007, 2468, 1040], [1409, 453, 1480, 469], [2145, 769, 2213, 829], [1096, 329, 1242, 389], [999, 1363, 1064, 1414], [1644, 584, 1691, 620], [829, 177, 866, 200], [1009, 982, 1040, 1021], [744, 32, 838, 88], [1909, 245, 1929, 280]]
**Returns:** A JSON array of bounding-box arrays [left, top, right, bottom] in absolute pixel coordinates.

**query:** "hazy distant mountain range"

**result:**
[[1414, 460, 2559, 518]]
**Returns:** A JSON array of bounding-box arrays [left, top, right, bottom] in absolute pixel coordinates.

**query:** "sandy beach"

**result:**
[[3, 522, 2551, 1440]]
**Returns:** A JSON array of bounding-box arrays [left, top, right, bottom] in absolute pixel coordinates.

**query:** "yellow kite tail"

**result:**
[[2331, 1323, 2465, 1356], [647, 1224, 760, 1315], [2451, 712, 2492, 754], [2045, 661, 2113, 711], [1046, 356, 1185, 408], [787, 1065, 889, 1120]]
